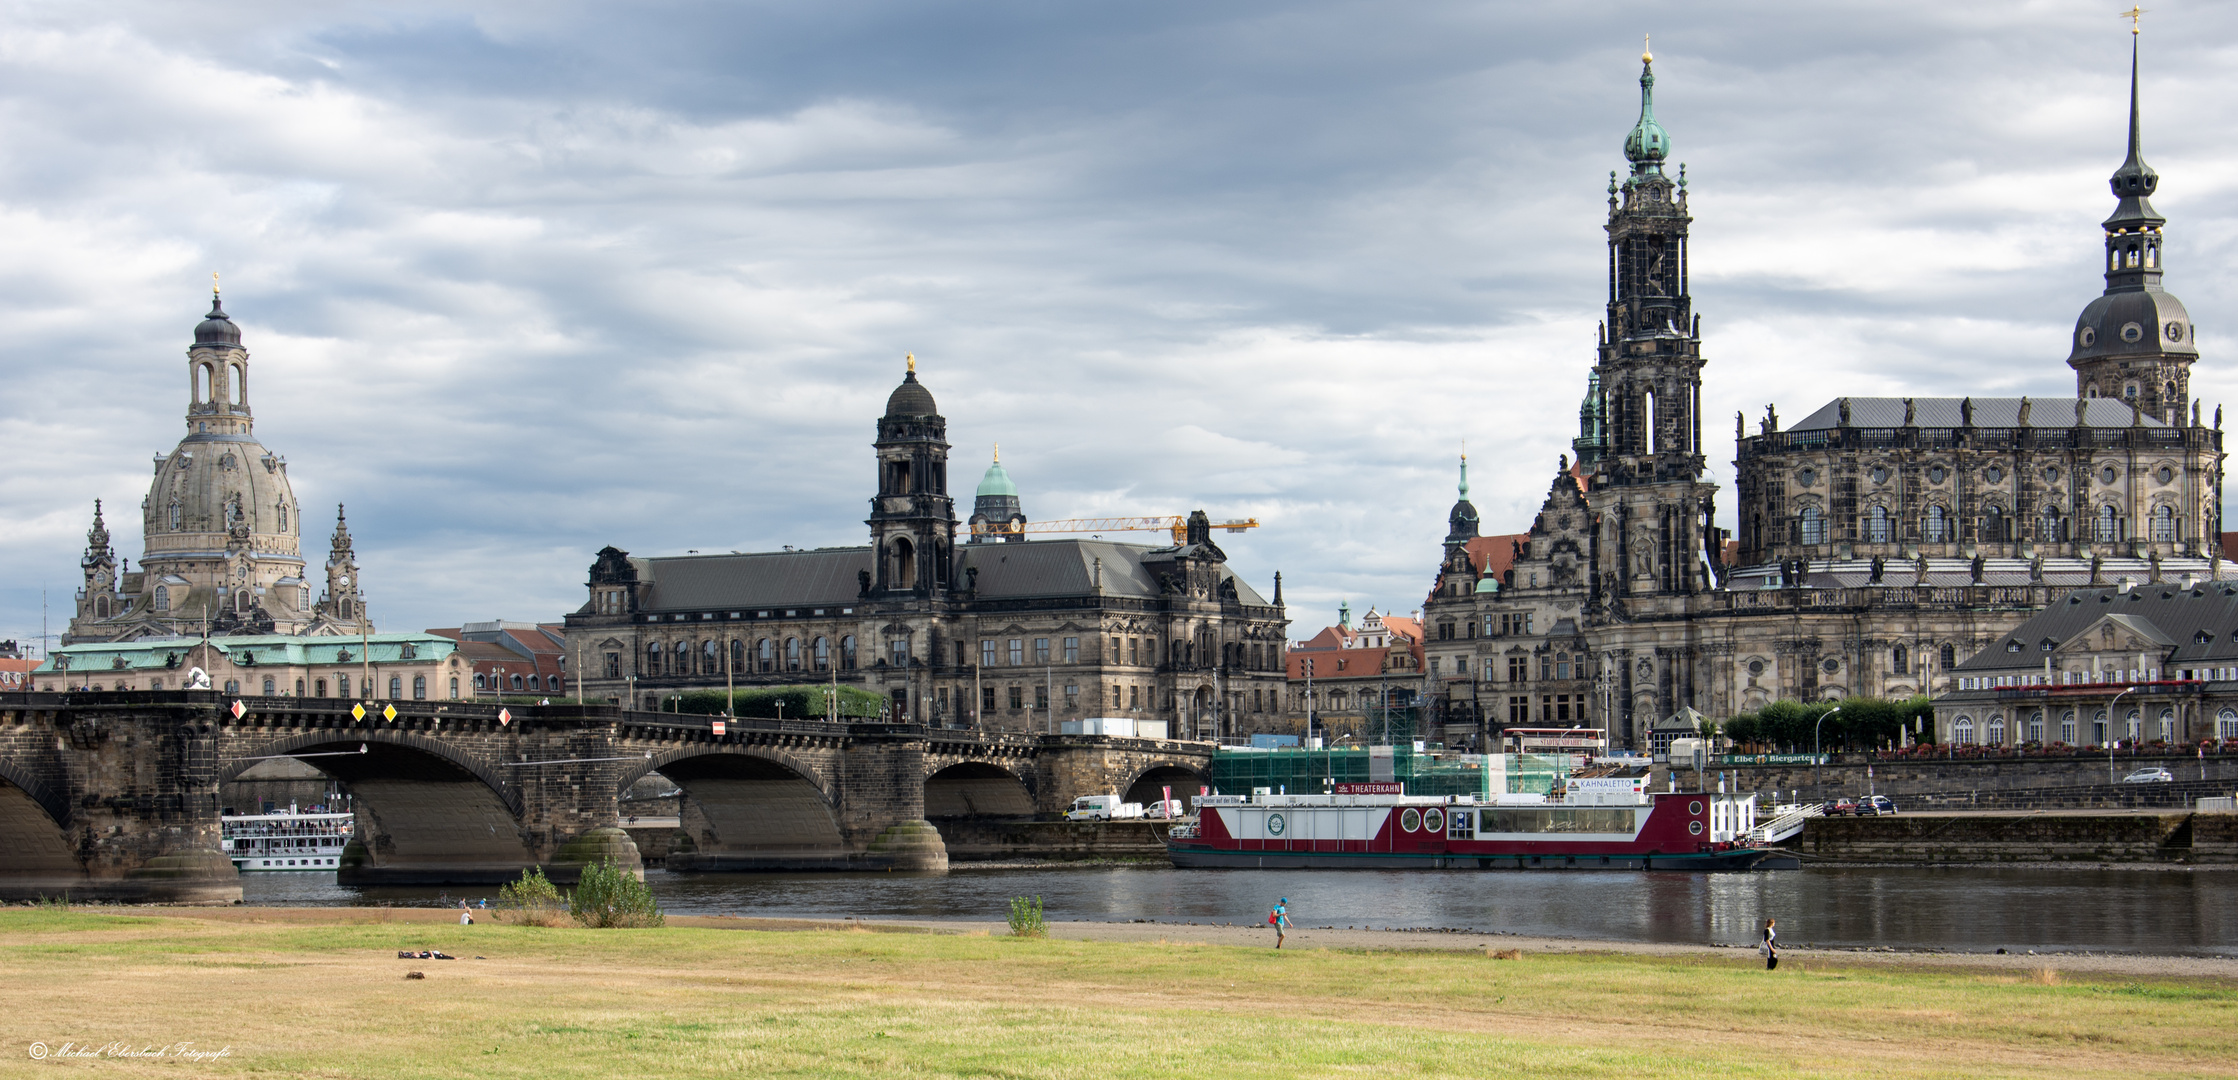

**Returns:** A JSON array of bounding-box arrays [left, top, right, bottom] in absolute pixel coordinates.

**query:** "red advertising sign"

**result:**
[[1334, 783, 1403, 795]]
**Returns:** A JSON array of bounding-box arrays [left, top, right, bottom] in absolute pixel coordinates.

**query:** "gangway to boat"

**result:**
[[1747, 803, 1823, 845]]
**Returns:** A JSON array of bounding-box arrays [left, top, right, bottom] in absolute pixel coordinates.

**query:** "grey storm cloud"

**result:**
[[2, 0, 2234, 648]]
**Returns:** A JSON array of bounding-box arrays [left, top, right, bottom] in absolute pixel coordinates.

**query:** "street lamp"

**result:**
[[1813, 706, 1841, 805], [2107, 686, 2137, 786]]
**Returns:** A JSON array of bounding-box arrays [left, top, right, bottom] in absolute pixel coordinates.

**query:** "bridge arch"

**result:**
[[0, 757, 78, 893], [223, 730, 532, 884], [923, 761, 1035, 818], [1120, 760, 1209, 808], [632, 747, 845, 869], [0, 757, 71, 829]]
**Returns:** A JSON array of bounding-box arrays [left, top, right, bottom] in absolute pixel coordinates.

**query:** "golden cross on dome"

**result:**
[[1642, 34, 1652, 63], [2120, 6, 2146, 34], [993, 442, 1000, 463], [211, 270, 220, 295]]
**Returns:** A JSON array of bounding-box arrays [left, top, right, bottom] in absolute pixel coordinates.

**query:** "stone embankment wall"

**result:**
[[930, 819, 1171, 863], [1794, 811, 2238, 864], [1701, 752, 2238, 804]]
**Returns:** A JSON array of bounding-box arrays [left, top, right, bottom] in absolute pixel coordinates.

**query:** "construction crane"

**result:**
[[968, 515, 1261, 545]]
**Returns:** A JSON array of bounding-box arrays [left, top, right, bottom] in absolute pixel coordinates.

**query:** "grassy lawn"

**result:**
[[0, 909, 2231, 1078]]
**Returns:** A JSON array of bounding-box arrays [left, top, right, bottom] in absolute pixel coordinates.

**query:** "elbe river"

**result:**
[[244, 865, 2236, 956]]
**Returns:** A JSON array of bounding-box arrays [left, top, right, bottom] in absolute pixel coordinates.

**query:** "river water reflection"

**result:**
[[241, 865, 2236, 957]]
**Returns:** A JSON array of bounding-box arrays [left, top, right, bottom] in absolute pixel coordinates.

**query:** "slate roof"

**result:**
[[1786, 397, 2162, 431], [1954, 582, 2238, 672], [632, 538, 1271, 612]]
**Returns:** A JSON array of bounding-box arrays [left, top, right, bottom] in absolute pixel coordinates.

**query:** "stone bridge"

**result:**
[[0, 692, 1211, 902]]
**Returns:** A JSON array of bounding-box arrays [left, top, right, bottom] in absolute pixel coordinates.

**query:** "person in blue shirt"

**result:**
[[1271, 897, 1291, 949]]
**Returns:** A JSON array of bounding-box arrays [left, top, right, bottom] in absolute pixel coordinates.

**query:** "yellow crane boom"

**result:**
[[968, 515, 1261, 545]]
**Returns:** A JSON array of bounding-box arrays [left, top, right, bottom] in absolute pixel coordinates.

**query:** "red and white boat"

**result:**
[[1164, 779, 1798, 871]]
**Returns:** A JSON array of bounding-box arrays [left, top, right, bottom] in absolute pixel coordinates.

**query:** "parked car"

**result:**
[[1854, 795, 1899, 816], [2120, 767, 2175, 784], [1824, 798, 1859, 816]]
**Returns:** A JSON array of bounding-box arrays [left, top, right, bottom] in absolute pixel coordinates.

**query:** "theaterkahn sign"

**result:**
[[1333, 783, 1404, 795]]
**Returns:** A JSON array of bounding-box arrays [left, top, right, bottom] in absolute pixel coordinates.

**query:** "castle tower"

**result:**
[[317, 504, 372, 632], [966, 445, 1026, 544], [867, 356, 955, 595], [73, 500, 119, 626], [1431, 456, 1480, 601], [1587, 46, 1719, 605], [2066, 33, 2198, 423]]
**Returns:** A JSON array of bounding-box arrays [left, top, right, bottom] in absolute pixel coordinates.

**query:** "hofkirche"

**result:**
[[1418, 38, 2227, 753]]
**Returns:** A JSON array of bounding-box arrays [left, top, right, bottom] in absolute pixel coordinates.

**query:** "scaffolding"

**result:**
[[1208, 747, 1570, 799]]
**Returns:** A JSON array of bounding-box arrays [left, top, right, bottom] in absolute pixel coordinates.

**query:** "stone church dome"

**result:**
[[143, 291, 302, 564], [884, 356, 939, 418]]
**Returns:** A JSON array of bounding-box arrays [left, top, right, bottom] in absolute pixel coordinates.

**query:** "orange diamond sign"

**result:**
[[350, 703, 366, 721], [498, 708, 512, 726], [230, 700, 245, 719], [382, 704, 398, 722]]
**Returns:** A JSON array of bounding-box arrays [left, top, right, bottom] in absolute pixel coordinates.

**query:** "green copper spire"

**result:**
[[1457, 453, 1470, 499], [1623, 37, 1669, 177]]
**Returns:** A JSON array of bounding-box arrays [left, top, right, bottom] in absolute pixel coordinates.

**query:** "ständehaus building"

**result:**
[[1421, 41, 2225, 752], [561, 362, 1289, 733]]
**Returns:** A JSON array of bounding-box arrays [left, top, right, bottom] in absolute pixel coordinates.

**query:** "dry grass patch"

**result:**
[[1, 910, 2232, 1079]]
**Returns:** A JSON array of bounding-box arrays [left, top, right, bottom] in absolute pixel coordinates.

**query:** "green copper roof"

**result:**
[[1623, 56, 1669, 175], [976, 459, 1018, 498]]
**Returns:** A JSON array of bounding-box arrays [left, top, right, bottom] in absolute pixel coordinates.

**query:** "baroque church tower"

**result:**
[[1584, 46, 1719, 610], [63, 288, 371, 643], [2067, 33, 2199, 424]]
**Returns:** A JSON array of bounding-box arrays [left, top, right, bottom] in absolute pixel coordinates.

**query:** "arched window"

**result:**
[[2059, 710, 2076, 745], [152, 586, 169, 613], [474, 673, 487, 689], [786, 637, 801, 671], [1799, 506, 1825, 545], [315, 678, 328, 697], [547, 675, 559, 692], [388, 675, 403, 699], [413, 675, 427, 700], [2095, 505, 2121, 542], [1954, 715, 1974, 745], [1644, 389, 1657, 454], [2124, 710, 2142, 743], [1986, 715, 2005, 747], [814, 637, 829, 671], [1866, 506, 1891, 543], [2092, 709, 2109, 746], [168, 502, 182, 530], [262, 676, 276, 695], [731, 639, 746, 671], [1924, 505, 1949, 543], [2040, 508, 2066, 541], [1939, 643, 1956, 669], [841, 635, 857, 671], [703, 639, 720, 673], [2151, 504, 2175, 543], [2219, 709, 2238, 740], [510, 674, 524, 691], [645, 642, 662, 675], [1983, 504, 2006, 542], [450, 677, 460, 700], [230, 361, 245, 404], [1891, 644, 1908, 676], [758, 638, 773, 672], [94, 596, 110, 618], [2158, 709, 2175, 743], [276, 503, 287, 532], [2026, 711, 2044, 744], [194, 363, 210, 403], [674, 640, 690, 674], [891, 537, 917, 590]]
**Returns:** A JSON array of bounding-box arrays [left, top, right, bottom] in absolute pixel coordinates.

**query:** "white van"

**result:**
[[1065, 795, 1145, 821]]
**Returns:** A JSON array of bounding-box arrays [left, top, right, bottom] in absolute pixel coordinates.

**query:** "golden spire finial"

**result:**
[[1642, 33, 1652, 63], [992, 442, 1000, 463], [211, 270, 220, 296], [2120, 6, 2145, 34], [905, 352, 915, 374]]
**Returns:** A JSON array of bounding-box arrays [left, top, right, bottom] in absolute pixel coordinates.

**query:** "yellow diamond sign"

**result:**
[[350, 703, 366, 721], [382, 704, 398, 722]]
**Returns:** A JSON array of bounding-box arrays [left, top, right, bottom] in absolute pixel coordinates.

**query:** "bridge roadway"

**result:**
[[0, 691, 1212, 903]]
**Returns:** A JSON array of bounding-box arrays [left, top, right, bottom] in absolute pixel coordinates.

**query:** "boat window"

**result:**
[[1400, 808, 1421, 833], [1446, 810, 1473, 839]]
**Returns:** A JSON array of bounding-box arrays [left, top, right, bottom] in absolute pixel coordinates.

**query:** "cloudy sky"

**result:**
[[4, 0, 2236, 651]]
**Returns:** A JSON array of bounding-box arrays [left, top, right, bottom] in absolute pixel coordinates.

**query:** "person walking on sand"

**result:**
[[1760, 917, 1778, 970], [1270, 897, 1291, 949]]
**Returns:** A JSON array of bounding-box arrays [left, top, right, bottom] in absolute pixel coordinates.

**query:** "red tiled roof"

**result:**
[[1464, 533, 1529, 582], [1287, 645, 1395, 681]]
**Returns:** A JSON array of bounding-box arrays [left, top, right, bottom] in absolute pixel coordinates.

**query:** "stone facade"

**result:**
[[1419, 48, 2227, 751], [562, 361, 1289, 740], [63, 291, 374, 644]]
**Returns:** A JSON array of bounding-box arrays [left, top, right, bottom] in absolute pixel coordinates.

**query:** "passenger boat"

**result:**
[[1165, 778, 1799, 871], [221, 809, 355, 871]]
